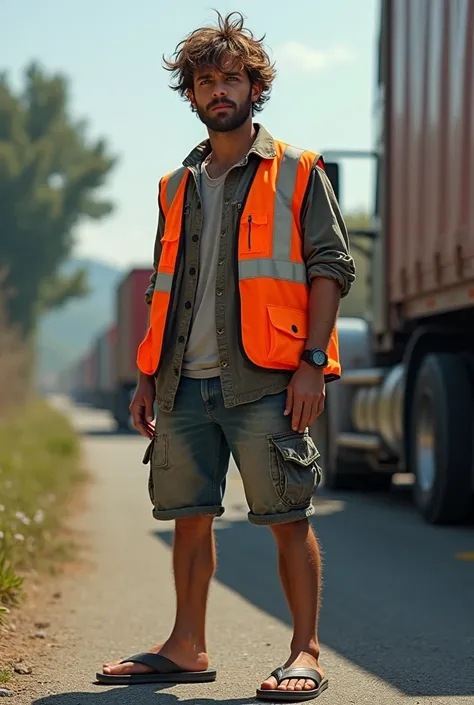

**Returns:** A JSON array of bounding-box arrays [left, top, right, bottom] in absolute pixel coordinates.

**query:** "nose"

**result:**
[[212, 83, 228, 99]]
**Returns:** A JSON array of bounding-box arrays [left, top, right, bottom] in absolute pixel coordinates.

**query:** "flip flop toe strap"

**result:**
[[270, 667, 322, 687], [120, 652, 184, 674]]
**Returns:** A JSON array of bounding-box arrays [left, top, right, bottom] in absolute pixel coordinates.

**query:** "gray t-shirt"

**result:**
[[181, 160, 227, 378]]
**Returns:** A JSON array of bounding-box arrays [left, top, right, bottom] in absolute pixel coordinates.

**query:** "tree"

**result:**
[[0, 63, 116, 336]]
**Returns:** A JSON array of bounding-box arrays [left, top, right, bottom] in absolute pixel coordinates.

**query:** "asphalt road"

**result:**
[[26, 399, 474, 704]]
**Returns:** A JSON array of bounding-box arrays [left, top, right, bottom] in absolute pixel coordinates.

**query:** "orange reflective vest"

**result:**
[[137, 140, 341, 381]]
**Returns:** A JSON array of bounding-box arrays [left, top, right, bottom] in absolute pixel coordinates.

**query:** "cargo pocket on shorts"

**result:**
[[142, 434, 168, 504], [268, 431, 321, 508]]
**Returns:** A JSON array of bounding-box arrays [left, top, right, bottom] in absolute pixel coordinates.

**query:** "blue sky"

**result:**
[[4, 0, 379, 268]]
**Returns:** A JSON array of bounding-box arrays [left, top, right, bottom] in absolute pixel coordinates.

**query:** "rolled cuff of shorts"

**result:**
[[152, 504, 225, 521], [248, 503, 315, 526]]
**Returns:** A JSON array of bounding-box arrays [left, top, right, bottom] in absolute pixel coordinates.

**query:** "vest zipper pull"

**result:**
[[248, 214, 252, 249]]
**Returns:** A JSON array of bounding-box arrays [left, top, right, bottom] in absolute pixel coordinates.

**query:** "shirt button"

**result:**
[[224, 199, 230, 205], [189, 267, 196, 275], [217, 328, 224, 335], [218, 259, 224, 266], [185, 301, 192, 309], [178, 335, 185, 343], [173, 367, 179, 376], [221, 361, 228, 368], [192, 234, 199, 242], [220, 231, 226, 238], [216, 290, 223, 297]]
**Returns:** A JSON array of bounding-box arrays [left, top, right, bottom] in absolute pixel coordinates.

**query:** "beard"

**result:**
[[195, 89, 253, 133]]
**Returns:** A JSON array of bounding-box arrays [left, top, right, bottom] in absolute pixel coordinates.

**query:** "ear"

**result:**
[[187, 88, 196, 109], [251, 82, 263, 105]]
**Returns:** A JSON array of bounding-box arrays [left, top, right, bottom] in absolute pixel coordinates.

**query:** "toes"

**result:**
[[277, 678, 299, 691], [102, 662, 145, 676], [261, 675, 318, 692], [260, 677, 278, 691]]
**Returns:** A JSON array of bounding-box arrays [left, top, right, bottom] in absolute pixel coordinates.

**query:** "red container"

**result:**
[[116, 269, 154, 384]]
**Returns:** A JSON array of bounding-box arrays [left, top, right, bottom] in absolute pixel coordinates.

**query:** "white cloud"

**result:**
[[277, 41, 355, 74]]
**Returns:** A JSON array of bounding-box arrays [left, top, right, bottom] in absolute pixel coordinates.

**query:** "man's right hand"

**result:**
[[129, 373, 156, 439]]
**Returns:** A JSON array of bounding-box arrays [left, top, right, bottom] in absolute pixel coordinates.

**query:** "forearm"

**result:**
[[138, 369, 155, 383], [305, 277, 341, 351]]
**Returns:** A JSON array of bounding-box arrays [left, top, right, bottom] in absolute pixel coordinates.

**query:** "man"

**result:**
[[98, 11, 355, 702]]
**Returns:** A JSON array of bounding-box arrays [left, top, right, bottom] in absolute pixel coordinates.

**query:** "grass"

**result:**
[[0, 399, 86, 606], [0, 668, 12, 684]]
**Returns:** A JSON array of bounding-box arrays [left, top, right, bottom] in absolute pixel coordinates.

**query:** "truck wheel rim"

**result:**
[[416, 393, 436, 493]]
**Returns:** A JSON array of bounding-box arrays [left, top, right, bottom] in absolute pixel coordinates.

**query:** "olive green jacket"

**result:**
[[145, 124, 356, 411]]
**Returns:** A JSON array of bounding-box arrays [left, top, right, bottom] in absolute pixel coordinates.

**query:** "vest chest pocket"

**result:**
[[159, 227, 180, 272], [239, 213, 270, 257]]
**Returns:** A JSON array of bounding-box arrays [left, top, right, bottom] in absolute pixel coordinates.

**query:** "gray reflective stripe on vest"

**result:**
[[164, 166, 187, 213], [239, 258, 307, 283], [154, 271, 173, 293], [272, 145, 305, 261]]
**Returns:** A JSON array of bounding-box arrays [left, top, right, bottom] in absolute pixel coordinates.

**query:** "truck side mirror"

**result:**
[[324, 161, 340, 202]]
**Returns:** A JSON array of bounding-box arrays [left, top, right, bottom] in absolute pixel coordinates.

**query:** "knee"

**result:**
[[175, 514, 214, 538], [270, 517, 311, 543]]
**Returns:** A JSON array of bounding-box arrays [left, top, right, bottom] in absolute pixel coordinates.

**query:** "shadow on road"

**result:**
[[34, 689, 259, 705], [151, 487, 474, 699]]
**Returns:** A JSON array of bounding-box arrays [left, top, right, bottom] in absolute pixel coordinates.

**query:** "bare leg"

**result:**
[[260, 519, 323, 693], [103, 515, 215, 675]]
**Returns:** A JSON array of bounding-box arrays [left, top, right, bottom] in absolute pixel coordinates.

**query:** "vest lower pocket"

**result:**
[[137, 326, 155, 375], [268, 431, 321, 507], [267, 305, 308, 368]]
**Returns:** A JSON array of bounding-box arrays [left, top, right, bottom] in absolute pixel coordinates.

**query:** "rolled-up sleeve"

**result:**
[[144, 203, 165, 305], [301, 161, 356, 298]]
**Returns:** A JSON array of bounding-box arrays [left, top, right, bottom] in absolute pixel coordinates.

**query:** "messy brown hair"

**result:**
[[163, 11, 276, 113]]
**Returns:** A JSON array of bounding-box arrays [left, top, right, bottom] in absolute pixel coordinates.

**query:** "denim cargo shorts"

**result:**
[[142, 376, 321, 525]]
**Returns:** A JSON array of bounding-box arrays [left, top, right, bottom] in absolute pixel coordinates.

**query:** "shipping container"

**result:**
[[385, 0, 474, 323], [116, 269, 153, 384], [92, 324, 118, 410], [114, 268, 153, 428], [320, 0, 474, 526]]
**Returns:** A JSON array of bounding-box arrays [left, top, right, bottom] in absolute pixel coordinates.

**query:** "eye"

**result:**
[[226, 76, 238, 82]]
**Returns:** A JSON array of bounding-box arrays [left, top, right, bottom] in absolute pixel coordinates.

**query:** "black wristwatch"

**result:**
[[301, 348, 328, 369]]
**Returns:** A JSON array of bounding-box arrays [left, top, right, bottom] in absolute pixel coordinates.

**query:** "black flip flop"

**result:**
[[96, 652, 217, 685], [256, 666, 328, 702]]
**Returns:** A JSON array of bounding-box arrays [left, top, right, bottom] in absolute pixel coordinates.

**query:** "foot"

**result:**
[[102, 638, 209, 676], [260, 651, 323, 693]]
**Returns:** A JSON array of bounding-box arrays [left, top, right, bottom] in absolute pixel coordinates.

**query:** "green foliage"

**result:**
[[0, 668, 12, 684], [0, 63, 116, 335], [0, 400, 87, 605]]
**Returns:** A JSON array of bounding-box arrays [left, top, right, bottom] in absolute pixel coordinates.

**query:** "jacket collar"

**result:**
[[182, 123, 277, 168]]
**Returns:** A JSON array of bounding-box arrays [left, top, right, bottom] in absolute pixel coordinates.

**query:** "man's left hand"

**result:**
[[285, 363, 326, 433]]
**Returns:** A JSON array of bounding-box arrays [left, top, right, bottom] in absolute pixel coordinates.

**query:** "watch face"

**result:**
[[312, 349, 327, 366]]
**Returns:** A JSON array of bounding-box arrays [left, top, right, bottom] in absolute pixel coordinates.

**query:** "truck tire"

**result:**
[[410, 352, 473, 524], [315, 410, 392, 491]]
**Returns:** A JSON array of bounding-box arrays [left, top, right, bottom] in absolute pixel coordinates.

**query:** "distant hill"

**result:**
[[37, 258, 124, 380]]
